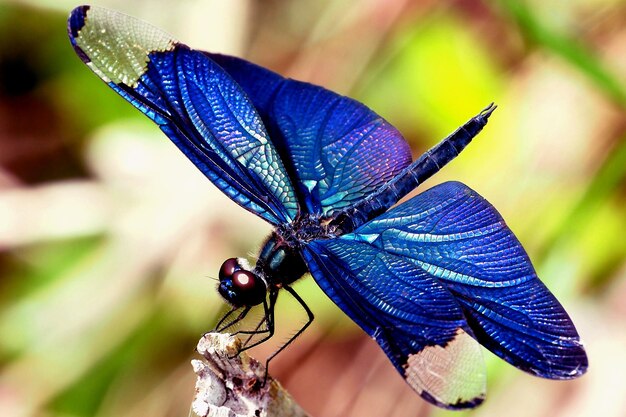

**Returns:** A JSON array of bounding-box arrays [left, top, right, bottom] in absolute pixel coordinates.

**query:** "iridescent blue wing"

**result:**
[[68, 6, 299, 225], [207, 54, 413, 216], [305, 181, 587, 397], [303, 238, 487, 409]]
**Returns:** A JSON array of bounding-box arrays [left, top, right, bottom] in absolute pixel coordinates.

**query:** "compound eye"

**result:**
[[232, 270, 256, 290], [217, 260, 267, 307], [219, 258, 240, 281]]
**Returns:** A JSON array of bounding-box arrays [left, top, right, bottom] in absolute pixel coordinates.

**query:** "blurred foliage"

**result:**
[[1, 1, 625, 417]]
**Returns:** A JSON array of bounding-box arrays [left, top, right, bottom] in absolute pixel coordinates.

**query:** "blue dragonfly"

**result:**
[[68, 5, 587, 409]]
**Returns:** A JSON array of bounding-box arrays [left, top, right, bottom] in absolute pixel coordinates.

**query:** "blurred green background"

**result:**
[[1, 0, 625, 416]]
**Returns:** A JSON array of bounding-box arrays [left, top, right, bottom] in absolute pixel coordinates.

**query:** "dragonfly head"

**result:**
[[217, 258, 267, 307]]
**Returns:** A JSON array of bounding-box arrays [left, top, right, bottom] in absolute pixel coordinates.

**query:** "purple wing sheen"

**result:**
[[68, 6, 299, 225], [208, 54, 413, 216], [329, 105, 495, 232], [303, 239, 487, 409], [314, 181, 588, 380]]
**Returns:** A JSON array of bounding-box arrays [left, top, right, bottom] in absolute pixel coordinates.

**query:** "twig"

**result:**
[[191, 332, 309, 417]]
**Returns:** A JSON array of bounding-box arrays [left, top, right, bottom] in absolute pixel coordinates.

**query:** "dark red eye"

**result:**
[[232, 270, 256, 290], [217, 259, 267, 307], [219, 258, 239, 280]]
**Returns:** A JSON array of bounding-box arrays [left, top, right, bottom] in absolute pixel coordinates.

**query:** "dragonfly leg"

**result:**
[[262, 285, 315, 384], [214, 305, 251, 332], [234, 289, 279, 354]]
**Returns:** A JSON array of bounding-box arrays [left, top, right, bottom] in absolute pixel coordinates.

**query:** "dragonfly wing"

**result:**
[[68, 6, 299, 225], [337, 181, 588, 379], [209, 54, 413, 216], [303, 242, 486, 409]]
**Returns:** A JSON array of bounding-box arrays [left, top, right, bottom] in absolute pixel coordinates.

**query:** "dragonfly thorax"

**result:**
[[218, 216, 324, 307], [276, 213, 337, 245], [255, 214, 336, 286], [254, 230, 310, 288], [217, 215, 330, 307]]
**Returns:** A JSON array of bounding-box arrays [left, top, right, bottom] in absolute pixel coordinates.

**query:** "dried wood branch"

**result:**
[[191, 332, 309, 417]]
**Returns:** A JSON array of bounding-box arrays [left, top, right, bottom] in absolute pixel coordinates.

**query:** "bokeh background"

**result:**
[[1, 0, 625, 416]]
